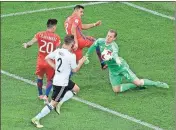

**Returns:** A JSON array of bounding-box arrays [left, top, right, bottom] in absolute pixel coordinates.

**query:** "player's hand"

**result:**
[[79, 56, 86, 64], [84, 56, 89, 64], [23, 43, 28, 48], [73, 43, 78, 51], [95, 20, 101, 26]]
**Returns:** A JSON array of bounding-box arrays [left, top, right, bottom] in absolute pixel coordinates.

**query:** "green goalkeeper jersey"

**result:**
[[86, 38, 129, 74]]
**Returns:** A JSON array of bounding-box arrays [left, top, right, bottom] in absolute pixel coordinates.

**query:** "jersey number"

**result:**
[[57, 58, 62, 72], [39, 40, 54, 53]]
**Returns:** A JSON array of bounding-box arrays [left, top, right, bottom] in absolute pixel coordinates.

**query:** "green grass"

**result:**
[[1, 2, 84, 14], [1, 2, 175, 130], [132, 2, 174, 16], [2, 75, 152, 130]]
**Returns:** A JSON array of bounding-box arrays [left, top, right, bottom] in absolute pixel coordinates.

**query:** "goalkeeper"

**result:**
[[85, 29, 169, 93]]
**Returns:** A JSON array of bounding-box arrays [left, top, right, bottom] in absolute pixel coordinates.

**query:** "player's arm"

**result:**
[[85, 39, 99, 57], [56, 36, 61, 48], [71, 55, 86, 73], [23, 37, 37, 48], [45, 50, 56, 69], [112, 43, 121, 65], [71, 24, 78, 51], [71, 18, 82, 51], [82, 20, 101, 30], [84, 39, 99, 64]]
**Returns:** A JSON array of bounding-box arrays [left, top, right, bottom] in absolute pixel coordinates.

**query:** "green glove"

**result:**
[[84, 56, 89, 64]]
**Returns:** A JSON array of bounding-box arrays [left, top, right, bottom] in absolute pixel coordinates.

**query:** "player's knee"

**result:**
[[112, 86, 120, 93], [50, 100, 57, 108], [72, 84, 80, 93], [133, 79, 143, 86], [37, 75, 43, 79]]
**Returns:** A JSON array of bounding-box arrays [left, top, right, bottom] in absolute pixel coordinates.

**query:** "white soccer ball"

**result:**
[[101, 49, 112, 61]]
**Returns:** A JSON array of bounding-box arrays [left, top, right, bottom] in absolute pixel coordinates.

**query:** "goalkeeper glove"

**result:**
[[84, 55, 89, 64]]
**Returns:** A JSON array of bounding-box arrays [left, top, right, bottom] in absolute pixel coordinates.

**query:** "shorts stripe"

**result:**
[[77, 26, 86, 39], [86, 36, 96, 42], [55, 86, 66, 101]]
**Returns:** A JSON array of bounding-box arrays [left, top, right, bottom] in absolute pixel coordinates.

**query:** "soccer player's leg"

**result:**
[[31, 99, 56, 128], [125, 67, 169, 89], [73, 48, 83, 62], [31, 117, 43, 128], [43, 66, 55, 104], [35, 65, 45, 99], [56, 80, 77, 115], [136, 78, 169, 88], [122, 68, 145, 91], [31, 85, 67, 128], [110, 71, 137, 93]]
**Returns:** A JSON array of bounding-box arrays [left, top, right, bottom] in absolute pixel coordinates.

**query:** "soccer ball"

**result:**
[[101, 49, 112, 61]]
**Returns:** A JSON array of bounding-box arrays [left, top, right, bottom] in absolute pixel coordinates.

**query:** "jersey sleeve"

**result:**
[[34, 32, 40, 40], [85, 38, 100, 57], [70, 54, 77, 69], [112, 43, 119, 60], [55, 36, 61, 47], [45, 49, 57, 60]]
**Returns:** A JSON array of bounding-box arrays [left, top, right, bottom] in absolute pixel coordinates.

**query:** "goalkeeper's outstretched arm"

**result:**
[[85, 39, 99, 57], [84, 40, 99, 64]]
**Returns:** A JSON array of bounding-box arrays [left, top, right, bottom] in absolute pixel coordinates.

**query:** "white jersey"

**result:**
[[46, 48, 77, 86]]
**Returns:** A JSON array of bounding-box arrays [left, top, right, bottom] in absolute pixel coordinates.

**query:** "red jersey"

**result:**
[[64, 15, 85, 39], [35, 31, 61, 64]]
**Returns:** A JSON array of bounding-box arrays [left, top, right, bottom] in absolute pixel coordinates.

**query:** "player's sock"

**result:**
[[143, 79, 157, 86], [35, 103, 54, 120], [60, 90, 75, 104], [45, 81, 52, 97], [37, 79, 43, 96], [55, 91, 75, 114], [120, 83, 137, 92], [143, 79, 169, 88]]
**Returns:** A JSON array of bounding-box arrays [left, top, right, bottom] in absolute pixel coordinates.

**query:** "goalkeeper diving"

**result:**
[[85, 29, 169, 93]]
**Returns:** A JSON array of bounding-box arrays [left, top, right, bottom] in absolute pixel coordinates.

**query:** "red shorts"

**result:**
[[35, 61, 54, 81], [73, 36, 95, 61]]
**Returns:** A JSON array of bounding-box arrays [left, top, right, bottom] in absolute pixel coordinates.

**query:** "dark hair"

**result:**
[[74, 5, 84, 10], [64, 35, 74, 45], [109, 29, 117, 38], [47, 19, 57, 28]]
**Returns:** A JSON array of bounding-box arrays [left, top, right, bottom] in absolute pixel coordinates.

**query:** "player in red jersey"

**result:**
[[23, 19, 61, 104], [55, 5, 107, 115], [64, 5, 106, 69]]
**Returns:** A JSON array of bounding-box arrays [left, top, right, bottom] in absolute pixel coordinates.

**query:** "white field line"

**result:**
[[1, 70, 163, 130], [1, 2, 110, 18], [1, 2, 174, 21], [120, 2, 175, 21]]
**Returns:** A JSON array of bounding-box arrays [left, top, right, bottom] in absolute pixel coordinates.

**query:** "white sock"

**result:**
[[60, 91, 74, 104], [36, 103, 54, 120]]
